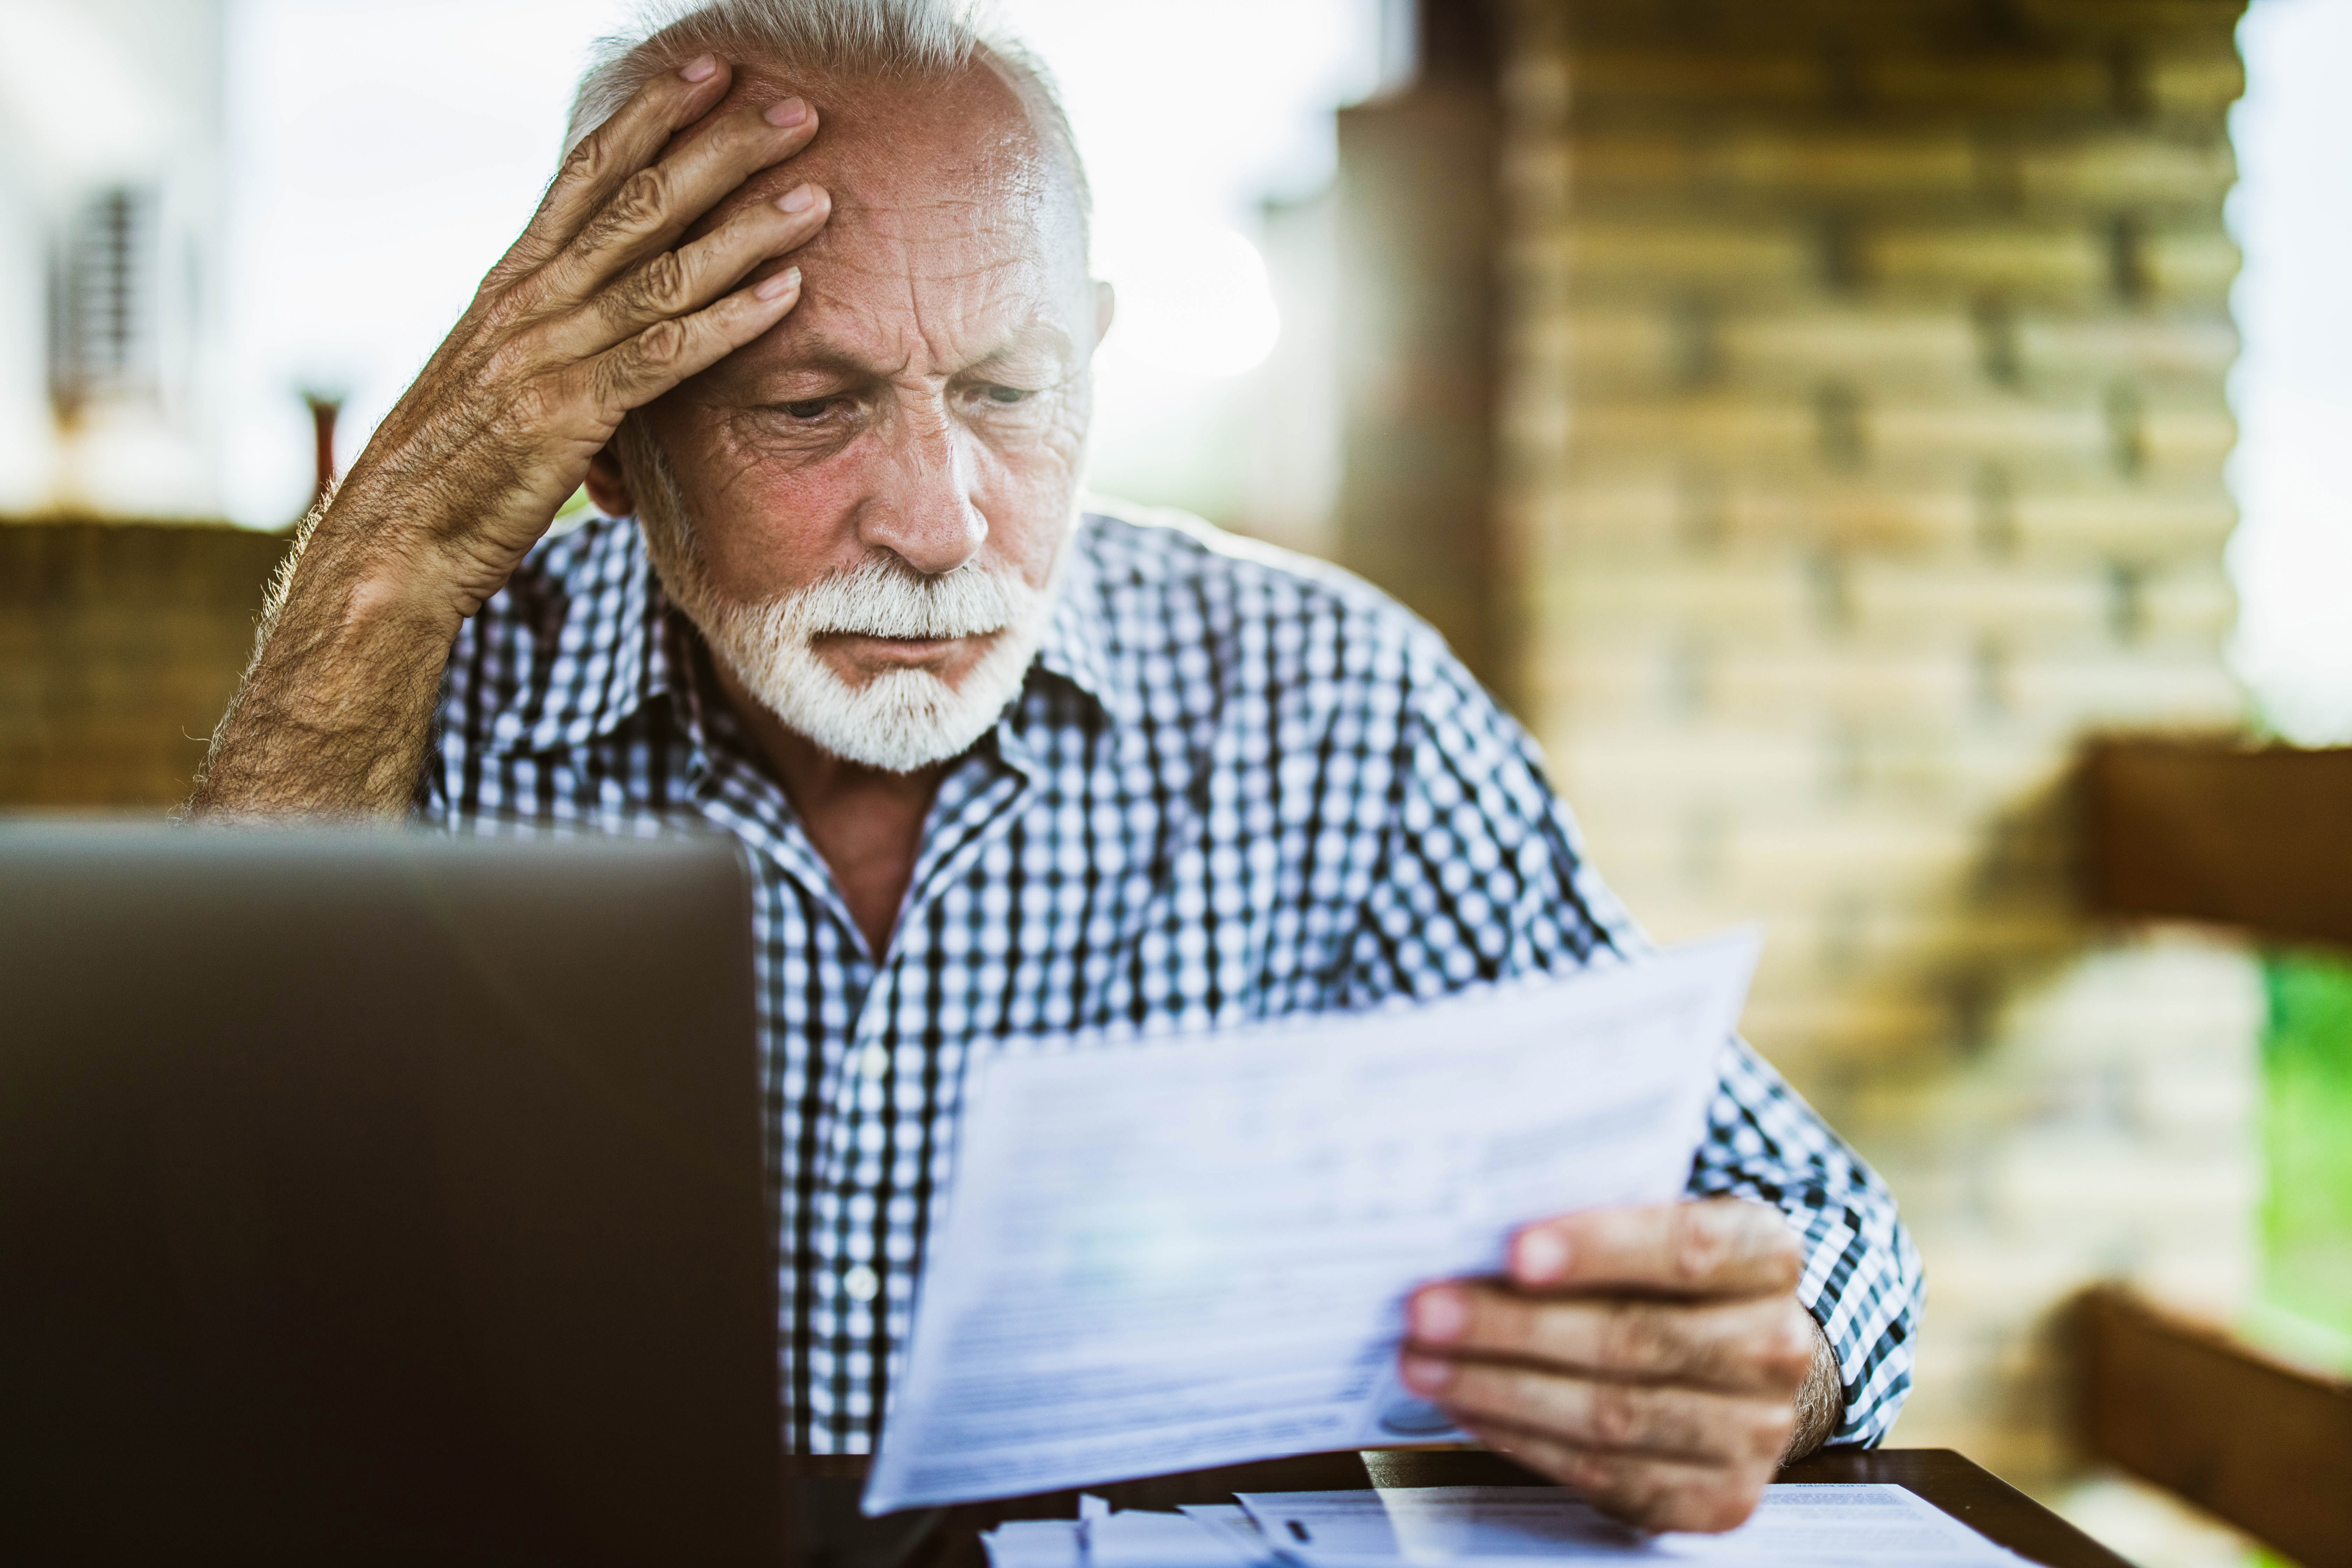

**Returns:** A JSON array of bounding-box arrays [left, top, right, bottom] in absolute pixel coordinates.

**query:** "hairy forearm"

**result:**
[[187, 55, 829, 822], [1784, 1315, 1846, 1462], [186, 499, 464, 820]]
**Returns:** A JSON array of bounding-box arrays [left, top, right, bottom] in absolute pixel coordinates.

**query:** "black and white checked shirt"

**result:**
[[424, 507, 1924, 1454]]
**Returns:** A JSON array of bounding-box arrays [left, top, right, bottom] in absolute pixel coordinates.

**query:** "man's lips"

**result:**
[[815, 630, 995, 667]]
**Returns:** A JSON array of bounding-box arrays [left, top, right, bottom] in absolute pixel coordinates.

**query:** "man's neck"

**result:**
[[710, 657, 945, 960]]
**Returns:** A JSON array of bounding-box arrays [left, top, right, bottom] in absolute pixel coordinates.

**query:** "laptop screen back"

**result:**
[[0, 826, 784, 1566]]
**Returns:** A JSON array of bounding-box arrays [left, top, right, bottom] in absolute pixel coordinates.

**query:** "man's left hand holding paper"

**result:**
[[1401, 1198, 1844, 1533]]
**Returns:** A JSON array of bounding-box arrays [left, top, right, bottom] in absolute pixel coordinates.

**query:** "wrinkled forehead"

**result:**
[[693, 62, 1087, 296]]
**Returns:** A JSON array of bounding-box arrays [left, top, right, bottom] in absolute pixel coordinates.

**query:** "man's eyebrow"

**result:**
[[749, 322, 1078, 387], [967, 322, 1078, 371], [757, 338, 886, 382]]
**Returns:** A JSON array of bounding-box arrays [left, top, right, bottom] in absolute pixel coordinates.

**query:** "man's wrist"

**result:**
[[185, 491, 474, 819], [296, 495, 485, 644], [1784, 1312, 1845, 1462]]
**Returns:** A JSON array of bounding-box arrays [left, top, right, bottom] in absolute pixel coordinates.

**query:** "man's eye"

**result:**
[[783, 398, 833, 420], [983, 385, 1032, 405]]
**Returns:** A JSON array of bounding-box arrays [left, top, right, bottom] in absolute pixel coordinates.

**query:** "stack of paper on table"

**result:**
[[867, 934, 1763, 1516], [978, 1486, 2033, 1567]]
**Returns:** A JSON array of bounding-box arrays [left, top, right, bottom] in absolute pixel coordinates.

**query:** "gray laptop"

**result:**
[[0, 825, 787, 1566]]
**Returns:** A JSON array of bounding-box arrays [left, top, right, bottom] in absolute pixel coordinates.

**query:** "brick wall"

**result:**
[[1497, 0, 2256, 1491], [0, 521, 286, 808]]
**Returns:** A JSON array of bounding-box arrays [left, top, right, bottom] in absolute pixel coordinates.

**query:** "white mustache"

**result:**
[[779, 558, 1029, 641]]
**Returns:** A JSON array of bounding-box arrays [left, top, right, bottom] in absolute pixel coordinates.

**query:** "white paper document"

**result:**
[[978, 1518, 1086, 1568], [981, 1506, 1278, 1568], [981, 1486, 2027, 1568], [1181, 1504, 1286, 1566], [1231, 1485, 2030, 1565], [864, 932, 1762, 1514], [1091, 1508, 1269, 1568]]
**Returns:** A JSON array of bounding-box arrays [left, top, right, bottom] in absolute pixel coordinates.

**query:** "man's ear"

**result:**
[[584, 440, 636, 519], [1093, 279, 1116, 347]]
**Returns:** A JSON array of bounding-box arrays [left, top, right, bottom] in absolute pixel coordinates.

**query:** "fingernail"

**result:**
[[778, 183, 816, 214], [680, 54, 719, 83], [1515, 1228, 1570, 1285], [753, 266, 800, 301], [1410, 1285, 1469, 1344], [1400, 1354, 1454, 1394], [766, 97, 808, 127]]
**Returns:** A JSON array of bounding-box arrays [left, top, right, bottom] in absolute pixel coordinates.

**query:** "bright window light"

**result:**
[[1094, 224, 1282, 382], [2227, 0, 2352, 744]]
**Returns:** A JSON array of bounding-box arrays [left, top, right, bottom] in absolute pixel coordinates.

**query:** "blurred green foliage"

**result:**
[[2260, 948, 2352, 1344]]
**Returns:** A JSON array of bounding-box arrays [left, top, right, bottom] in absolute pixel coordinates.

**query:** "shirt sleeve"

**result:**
[[1688, 1036, 1923, 1446], [1347, 631, 1924, 1448]]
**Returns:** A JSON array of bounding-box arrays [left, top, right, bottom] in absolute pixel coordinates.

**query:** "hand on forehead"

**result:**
[[679, 64, 1073, 274], [651, 61, 1092, 394]]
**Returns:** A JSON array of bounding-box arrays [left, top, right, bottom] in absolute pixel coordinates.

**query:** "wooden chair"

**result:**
[[2077, 738, 2352, 1568]]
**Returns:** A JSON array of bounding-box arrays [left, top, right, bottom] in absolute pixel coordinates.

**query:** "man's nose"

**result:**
[[856, 408, 987, 576]]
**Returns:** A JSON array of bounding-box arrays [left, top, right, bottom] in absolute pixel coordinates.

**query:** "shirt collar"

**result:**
[[486, 516, 670, 758], [1027, 525, 1128, 724], [486, 513, 1127, 757]]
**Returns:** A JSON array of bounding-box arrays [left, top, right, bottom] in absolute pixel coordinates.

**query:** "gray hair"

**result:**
[[564, 0, 1089, 223]]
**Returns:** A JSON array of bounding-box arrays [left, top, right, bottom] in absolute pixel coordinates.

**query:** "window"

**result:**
[[48, 184, 160, 419]]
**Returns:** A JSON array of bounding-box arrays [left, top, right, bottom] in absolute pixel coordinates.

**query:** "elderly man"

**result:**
[[192, 0, 1920, 1532]]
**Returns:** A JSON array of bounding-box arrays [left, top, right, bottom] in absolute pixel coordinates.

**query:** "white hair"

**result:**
[[564, 0, 1088, 223]]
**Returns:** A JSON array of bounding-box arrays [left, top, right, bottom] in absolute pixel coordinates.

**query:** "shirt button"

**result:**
[[857, 1044, 892, 1081], [843, 1264, 880, 1302]]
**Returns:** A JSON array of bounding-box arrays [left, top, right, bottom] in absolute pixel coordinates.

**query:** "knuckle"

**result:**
[[1671, 1204, 1734, 1286], [635, 317, 688, 367], [555, 134, 606, 193], [601, 166, 671, 235], [1586, 1381, 1643, 1447], [1600, 1301, 1670, 1373], [574, 128, 616, 179], [635, 250, 694, 315]]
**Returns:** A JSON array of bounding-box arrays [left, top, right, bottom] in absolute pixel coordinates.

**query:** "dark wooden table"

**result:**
[[793, 1448, 2132, 1568]]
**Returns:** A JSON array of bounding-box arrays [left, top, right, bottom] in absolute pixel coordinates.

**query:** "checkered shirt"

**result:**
[[422, 507, 1924, 1455]]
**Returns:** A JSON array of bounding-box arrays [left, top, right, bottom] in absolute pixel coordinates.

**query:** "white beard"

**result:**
[[623, 425, 1063, 774]]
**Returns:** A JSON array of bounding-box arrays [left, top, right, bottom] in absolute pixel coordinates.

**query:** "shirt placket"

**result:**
[[830, 732, 1039, 1444], [672, 641, 1046, 1444]]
